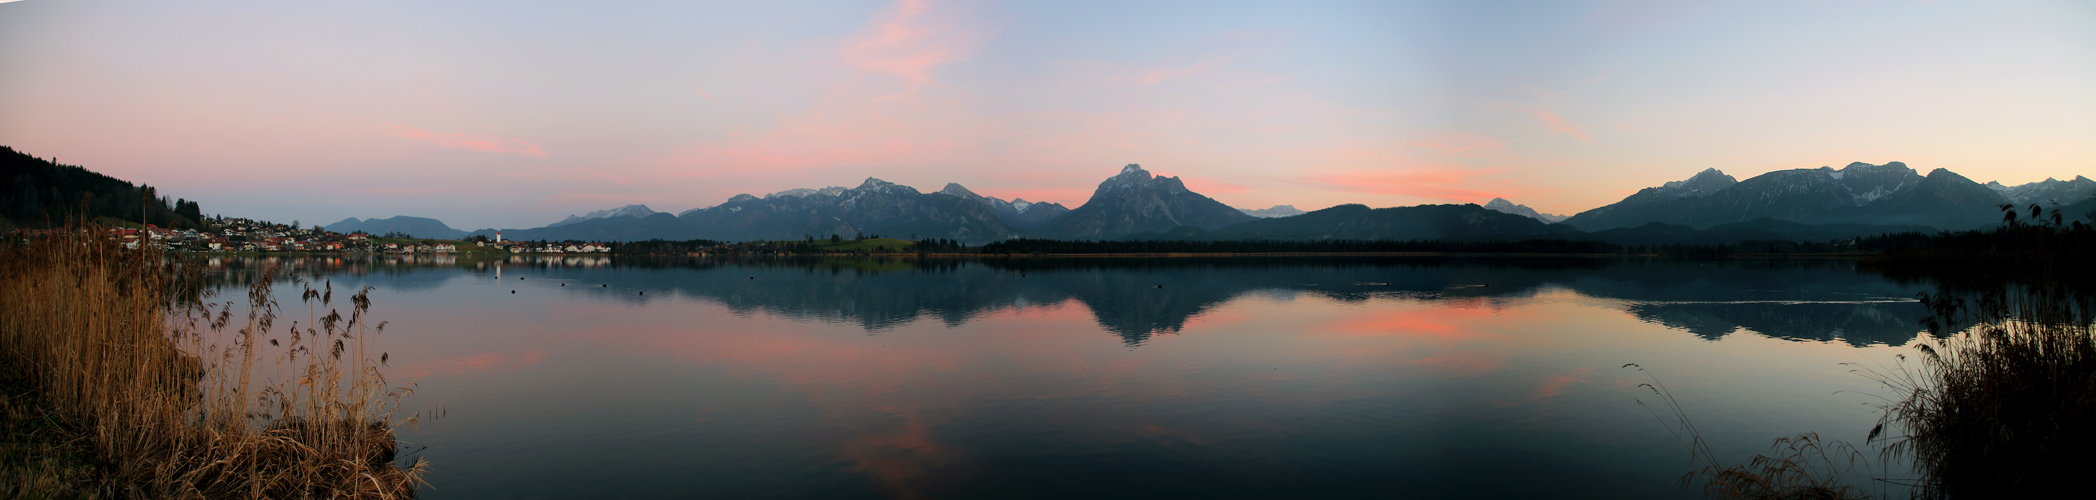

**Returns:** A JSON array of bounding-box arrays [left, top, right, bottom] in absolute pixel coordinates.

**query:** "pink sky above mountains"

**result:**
[[1, 0, 2092, 229]]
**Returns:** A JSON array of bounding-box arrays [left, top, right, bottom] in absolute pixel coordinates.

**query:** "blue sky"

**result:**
[[2, 0, 2091, 229]]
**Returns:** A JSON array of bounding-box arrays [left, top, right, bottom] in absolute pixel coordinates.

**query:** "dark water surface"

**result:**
[[216, 256, 1929, 499]]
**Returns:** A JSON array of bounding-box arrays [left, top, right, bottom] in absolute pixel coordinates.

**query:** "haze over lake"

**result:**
[[212, 256, 1930, 499]]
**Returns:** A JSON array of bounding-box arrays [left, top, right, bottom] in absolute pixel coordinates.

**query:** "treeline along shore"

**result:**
[[595, 210, 2093, 265]]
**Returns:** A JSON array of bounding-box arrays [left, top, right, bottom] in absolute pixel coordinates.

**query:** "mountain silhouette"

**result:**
[[325, 216, 467, 239], [1043, 164, 1256, 239], [1564, 162, 2008, 231]]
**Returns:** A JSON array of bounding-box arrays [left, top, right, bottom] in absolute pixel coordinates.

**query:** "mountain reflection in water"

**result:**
[[212, 256, 1927, 347], [197, 255, 1932, 499]]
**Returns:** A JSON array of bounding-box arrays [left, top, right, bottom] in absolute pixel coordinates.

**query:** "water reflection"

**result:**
[[190, 255, 1944, 499], [202, 255, 1927, 347]]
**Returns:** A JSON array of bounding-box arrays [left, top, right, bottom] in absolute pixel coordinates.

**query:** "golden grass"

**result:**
[[0, 222, 425, 498]]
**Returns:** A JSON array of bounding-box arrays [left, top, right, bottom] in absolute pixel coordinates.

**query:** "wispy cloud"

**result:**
[[1528, 106, 1592, 142], [839, 0, 978, 97], [380, 124, 550, 158], [666, 0, 981, 170]]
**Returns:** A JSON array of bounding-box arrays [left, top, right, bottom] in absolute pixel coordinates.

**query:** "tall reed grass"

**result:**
[[1639, 280, 2096, 499], [1860, 284, 2096, 498], [0, 222, 424, 498]]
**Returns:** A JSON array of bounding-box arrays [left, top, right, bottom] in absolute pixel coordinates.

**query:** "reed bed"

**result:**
[[1640, 280, 2096, 499], [0, 223, 424, 498], [1861, 284, 2096, 498]]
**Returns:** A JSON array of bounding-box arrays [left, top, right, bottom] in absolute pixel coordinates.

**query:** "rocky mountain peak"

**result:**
[[1482, 198, 1568, 223], [766, 188, 816, 199], [1654, 168, 1737, 198], [1831, 161, 1918, 180], [1104, 164, 1154, 186], [548, 204, 659, 227], [1989, 175, 2096, 205], [1843, 161, 1910, 171], [858, 177, 896, 190], [1049, 163, 1254, 238], [938, 183, 980, 199]]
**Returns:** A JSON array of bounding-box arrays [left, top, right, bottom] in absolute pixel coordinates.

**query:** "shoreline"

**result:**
[[178, 250, 1883, 259]]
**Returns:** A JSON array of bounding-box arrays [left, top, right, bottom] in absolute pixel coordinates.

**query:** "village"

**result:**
[[89, 217, 612, 254]]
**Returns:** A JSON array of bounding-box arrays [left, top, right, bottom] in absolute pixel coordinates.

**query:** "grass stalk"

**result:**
[[1, 221, 425, 498]]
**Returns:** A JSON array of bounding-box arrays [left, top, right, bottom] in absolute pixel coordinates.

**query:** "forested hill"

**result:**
[[1, 146, 204, 229]]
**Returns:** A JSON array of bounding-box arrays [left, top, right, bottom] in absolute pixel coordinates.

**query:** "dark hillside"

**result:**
[[1, 146, 203, 229]]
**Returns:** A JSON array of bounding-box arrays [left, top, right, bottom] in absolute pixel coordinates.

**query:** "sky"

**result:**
[[1, 0, 2092, 230]]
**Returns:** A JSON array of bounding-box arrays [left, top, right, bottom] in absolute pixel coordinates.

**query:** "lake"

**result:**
[[207, 255, 1931, 499]]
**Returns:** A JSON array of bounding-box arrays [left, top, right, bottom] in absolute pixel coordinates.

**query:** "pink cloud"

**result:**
[[1450, 132, 1559, 153], [1529, 107, 1592, 142], [839, 0, 976, 95], [660, 0, 990, 177], [380, 124, 550, 158]]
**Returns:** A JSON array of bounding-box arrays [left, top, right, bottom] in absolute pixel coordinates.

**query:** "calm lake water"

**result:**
[[211, 256, 1932, 499]]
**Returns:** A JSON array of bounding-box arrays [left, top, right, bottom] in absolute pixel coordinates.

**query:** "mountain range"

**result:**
[[323, 216, 468, 239], [11, 141, 2078, 246], [1560, 162, 2075, 232], [1482, 198, 1568, 222], [1987, 176, 2096, 206], [328, 160, 2092, 245], [1240, 205, 1306, 218], [547, 204, 659, 228]]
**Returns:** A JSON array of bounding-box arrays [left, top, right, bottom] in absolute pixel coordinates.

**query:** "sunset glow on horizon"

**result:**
[[2, 0, 2091, 229]]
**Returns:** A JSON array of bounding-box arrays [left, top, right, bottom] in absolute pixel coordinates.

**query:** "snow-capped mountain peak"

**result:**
[[1986, 175, 2096, 205], [1481, 198, 1567, 223], [547, 204, 659, 227]]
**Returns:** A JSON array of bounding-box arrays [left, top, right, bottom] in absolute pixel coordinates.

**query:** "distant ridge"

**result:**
[[302, 159, 2089, 244], [1987, 176, 2096, 206], [1564, 162, 2010, 231], [324, 216, 467, 239], [547, 204, 659, 228], [936, 183, 1071, 229], [1240, 205, 1306, 218], [1481, 198, 1567, 223]]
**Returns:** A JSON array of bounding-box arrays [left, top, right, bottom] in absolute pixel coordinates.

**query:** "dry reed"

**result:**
[[0, 222, 425, 498], [1857, 284, 2096, 498], [1626, 364, 1877, 500], [1638, 281, 2096, 499]]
